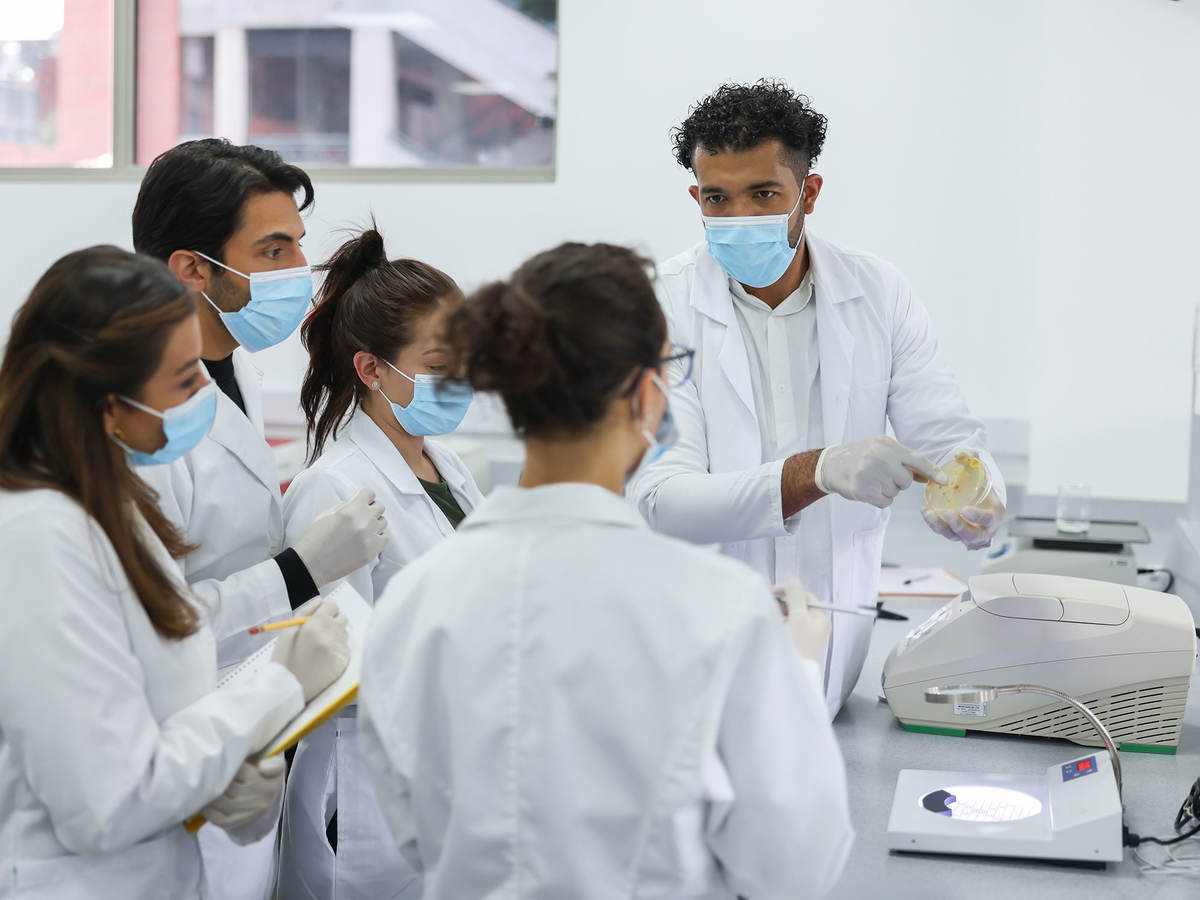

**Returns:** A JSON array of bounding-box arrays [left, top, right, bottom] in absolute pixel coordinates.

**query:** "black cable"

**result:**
[[1126, 821, 1200, 848], [1138, 567, 1176, 593], [1124, 776, 1200, 847]]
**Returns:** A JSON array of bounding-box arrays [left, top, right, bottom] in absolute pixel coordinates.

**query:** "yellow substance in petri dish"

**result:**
[[925, 455, 989, 512]]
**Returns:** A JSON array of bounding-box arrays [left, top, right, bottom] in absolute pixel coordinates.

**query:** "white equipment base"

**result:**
[[887, 752, 1123, 863]]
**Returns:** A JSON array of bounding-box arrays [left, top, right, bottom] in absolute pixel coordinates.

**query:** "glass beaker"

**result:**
[[1056, 483, 1091, 534]]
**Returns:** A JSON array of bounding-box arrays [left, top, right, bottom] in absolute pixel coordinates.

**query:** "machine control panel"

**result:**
[[1061, 756, 1098, 782]]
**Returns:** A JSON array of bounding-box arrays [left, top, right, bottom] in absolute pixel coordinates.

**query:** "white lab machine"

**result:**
[[887, 751, 1123, 863], [882, 573, 1197, 752], [982, 517, 1149, 586]]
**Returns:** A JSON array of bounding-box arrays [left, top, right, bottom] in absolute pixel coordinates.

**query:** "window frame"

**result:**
[[0, 0, 555, 183]]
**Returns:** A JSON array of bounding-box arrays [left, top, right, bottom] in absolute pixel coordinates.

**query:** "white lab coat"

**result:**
[[135, 350, 292, 900], [137, 350, 291, 665], [628, 236, 1006, 717], [277, 412, 482, 900], [359, 483, 854, 900], [0, 488, 304, 900]]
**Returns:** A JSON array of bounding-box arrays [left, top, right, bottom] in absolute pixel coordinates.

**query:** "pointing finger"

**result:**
[[900, 448, 945, 485]]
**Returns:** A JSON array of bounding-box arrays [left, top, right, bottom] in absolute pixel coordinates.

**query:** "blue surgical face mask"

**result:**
[[113, 381, 217, 466], [194, 250, 313, 352], [701, 189, 806, 288], [635, 374, 678, 470], [378, 360, 474, 437]]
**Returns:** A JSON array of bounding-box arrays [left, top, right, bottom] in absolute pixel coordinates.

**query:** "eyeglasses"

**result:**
[[621, 342, 696, 397], [662, 342, 695, 388]]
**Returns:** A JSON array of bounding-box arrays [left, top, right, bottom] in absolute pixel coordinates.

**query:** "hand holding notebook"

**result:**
[[184, 583, 370, 833], [269, 597, 351, 702]]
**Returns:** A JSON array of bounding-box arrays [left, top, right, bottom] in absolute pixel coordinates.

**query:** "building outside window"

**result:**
[[0, 0, 114, 167], [136, 0, 557, 169], [0, 0, 556, 172]]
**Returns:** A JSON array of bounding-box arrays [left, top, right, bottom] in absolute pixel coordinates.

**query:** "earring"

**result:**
[[371, 381, 380, 391], [113, 427, 126, 440]]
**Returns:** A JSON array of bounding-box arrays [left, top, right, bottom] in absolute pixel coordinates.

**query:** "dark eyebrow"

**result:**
[[699, 185, 726, 196], [253, 231, 304, 246], [175, 357, 201, 377], [746, 180, 785, 191]]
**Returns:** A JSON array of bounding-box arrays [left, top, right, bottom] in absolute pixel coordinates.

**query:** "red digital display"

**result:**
[[1077, 759, 1091, 771]]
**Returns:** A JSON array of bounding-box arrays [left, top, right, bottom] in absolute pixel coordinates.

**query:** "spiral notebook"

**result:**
[[223, 582, 370, 760], [184, 583, 370, 833]]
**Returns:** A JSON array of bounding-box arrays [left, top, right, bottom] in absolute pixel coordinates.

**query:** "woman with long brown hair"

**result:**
[[0, 246, 349, 898]]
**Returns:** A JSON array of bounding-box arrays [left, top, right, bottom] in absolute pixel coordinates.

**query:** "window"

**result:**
[[247, 29, 352, 165], [0, 0, 557, 174], [135, 0, 557, 170], [0, 0, 114, 167]]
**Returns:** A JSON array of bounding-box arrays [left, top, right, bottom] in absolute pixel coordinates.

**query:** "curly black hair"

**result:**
[[671, 79, 828, 174]]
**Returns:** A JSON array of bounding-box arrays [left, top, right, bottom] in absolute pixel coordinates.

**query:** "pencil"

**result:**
[[247, 616, 310, 635]]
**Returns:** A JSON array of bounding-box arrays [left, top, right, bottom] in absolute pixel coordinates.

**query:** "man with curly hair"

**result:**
[[629, 80, 1007, 716]]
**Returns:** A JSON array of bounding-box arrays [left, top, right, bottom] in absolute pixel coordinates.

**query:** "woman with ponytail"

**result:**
[[357, 242, 854, 898], [278, 226, 482, 899], [0, 247, 350, 898]]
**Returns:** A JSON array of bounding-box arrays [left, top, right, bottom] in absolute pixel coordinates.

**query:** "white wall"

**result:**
[[1026, 0, 1200, 501], [1, 0, 1195, 499]]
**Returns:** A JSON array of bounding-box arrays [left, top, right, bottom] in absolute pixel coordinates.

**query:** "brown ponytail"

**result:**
[[448, 242, 666, 437], [300, 223, 461, 461], [0, 246, 200, 639]]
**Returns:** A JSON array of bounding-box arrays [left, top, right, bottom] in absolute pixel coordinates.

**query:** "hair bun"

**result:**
[[344, 227, 386, 278], [317, 222, 387, 284], [355, 227, 387, 271]]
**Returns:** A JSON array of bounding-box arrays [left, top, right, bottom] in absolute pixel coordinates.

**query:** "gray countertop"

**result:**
[[828, 593, 1200, 899]]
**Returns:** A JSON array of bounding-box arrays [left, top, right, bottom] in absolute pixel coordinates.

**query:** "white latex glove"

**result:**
[[292, 489, 388, 588], [200, 756, 285, 833], [271, 598, 350, 702], [781, 581, 831, 662], [815, 435, 947, 509], [922, 461, 1006, 550]]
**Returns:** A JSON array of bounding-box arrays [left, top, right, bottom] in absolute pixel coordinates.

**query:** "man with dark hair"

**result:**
[[630, 81, 1006, 716], [131, 139, 387, 900]]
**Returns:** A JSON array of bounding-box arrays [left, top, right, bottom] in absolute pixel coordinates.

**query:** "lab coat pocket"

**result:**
[[10, 831, 199, 898], [847, 378, 890, 440], [10, 853, 93, 896], [277, 721, 338, 897], [334, 718, 422, 898]]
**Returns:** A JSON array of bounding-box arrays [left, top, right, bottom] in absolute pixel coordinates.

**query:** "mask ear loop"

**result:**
[[630, 371, 660, 448], [192, 249, 250, 280], [790, 176, 811, 248], [382, 358, 418, 384], [194, 252, 249, 319], [375, 358, 416, 410]]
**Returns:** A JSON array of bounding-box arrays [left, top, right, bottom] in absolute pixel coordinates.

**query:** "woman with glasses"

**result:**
[[357, 242, 854, 898]]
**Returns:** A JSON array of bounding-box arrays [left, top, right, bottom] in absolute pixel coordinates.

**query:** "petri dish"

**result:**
[[925, 454, 990, 512]]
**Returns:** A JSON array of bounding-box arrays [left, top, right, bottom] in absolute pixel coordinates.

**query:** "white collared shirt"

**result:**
[[359, 482, 854, 899], [281, 412, 484, 604], [728, 267, 819, 462], [727, 267, 833, 637]]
